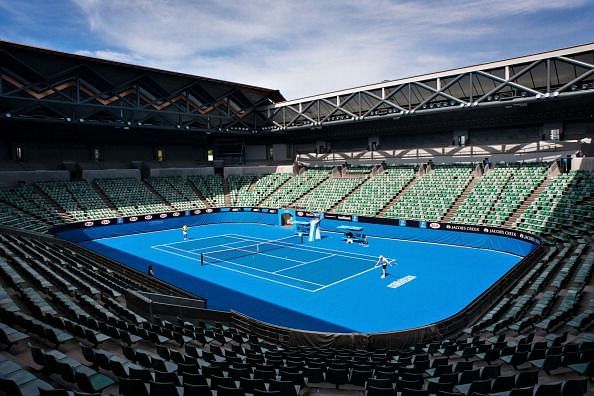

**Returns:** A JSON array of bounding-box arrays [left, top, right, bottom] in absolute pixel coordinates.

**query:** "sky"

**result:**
[[0, 0, 593, 100]]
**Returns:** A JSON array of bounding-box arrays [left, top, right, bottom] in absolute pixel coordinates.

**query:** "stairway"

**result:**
[[329, 176, 372, 212], [186, 179, 211, 208], [377, 173, 421, 217], [32, 184, 74, 222], [222, 177, 231, 206], [504, 173, 556, 228], [143, 180, 175, 211], [91, 182, 123, 217], [442, 174, 481, 221], [287, 175, 331, 208], [258, 174, 293, 207], [246, 176, 258, 192]]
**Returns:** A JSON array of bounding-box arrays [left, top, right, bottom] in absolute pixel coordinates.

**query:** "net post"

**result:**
[[200, 253, 204, 266]]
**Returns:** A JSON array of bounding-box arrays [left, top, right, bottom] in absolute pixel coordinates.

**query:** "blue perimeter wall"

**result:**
[[55, 210, 537, 257], [320, 219, 535, 257]]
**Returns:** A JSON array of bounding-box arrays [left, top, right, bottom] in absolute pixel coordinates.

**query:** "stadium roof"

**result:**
[[0, 40, 284, 133], [259, 42, 594, 131]]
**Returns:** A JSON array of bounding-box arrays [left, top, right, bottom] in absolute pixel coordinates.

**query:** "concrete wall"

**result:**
[[225, 165, 293, 176], [572, 157, 594, 171], [149, 167, 214, 177], [0, 170, 70, 187], [245, 145, 267, 161], [82, 169, 141, 182]]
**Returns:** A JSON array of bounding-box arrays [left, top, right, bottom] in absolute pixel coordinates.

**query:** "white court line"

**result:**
[[94, 224, 230, 242], [152, 246, 323, 287], [152, 246, 318, 292], [274, 254, 336, 273], [187, 239, 258, 252], [312, 266, 378, 292], [207, 263, 317, 292], [321, 229, 523, 258], [227, 234, 379, 261], [204, 248, 306, 264], [153, 233, 236, 248], [159, 245, 203, 258]]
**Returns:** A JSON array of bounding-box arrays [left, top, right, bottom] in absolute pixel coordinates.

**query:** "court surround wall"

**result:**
[[51, 207, 542, 348], [53, 207, 539, 257]]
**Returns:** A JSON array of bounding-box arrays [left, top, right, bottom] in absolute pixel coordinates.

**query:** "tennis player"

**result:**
[[375, 255, 394, 279], [182, 225, 188, 240]]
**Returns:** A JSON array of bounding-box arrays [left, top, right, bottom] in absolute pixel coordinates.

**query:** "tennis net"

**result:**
[[200, 234, 303, 265]]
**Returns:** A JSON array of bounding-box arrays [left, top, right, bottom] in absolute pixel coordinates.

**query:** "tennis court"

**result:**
[[152, 233, 383, 292], [81, 222, 522, 333]]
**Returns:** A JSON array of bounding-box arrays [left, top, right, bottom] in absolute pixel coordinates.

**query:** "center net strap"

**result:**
[[201, 234, 303, 265]]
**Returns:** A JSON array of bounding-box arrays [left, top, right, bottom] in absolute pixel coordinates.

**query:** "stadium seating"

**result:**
[[334, 166, 416, 216], [262, 168, 331, 208], [37, 180, 119, 221], [228, 173, 292, 207], [187, 175, 226, 207], [0, 163, 592, 395], [451, 166, 515, 224], [384, 165, 474, 221], [95, 177, 172, 216], [145, 176, 206, 211], [482, 164, 548, 226], [0, 184, 64, 229], [294, 175, 367, 212], [515, 170, 594, 237]]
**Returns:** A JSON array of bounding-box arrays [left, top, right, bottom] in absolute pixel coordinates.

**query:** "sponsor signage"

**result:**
[[438, 222, 541, 245], [352, 216, 539, 246], [323, 213, 354, 222]]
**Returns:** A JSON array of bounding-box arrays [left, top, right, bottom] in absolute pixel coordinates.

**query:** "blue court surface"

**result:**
[[81, 223, 521, 333]]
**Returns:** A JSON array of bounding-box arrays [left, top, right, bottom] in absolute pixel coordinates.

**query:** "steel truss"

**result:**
[[259, 43, 594, 131], [0, 42, 281, 133]]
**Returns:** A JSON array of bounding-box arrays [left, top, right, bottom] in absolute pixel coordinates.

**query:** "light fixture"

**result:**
[[5, 113, 11, 118]]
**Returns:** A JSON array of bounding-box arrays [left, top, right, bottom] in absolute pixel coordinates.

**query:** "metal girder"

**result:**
[[258, 42, 594, 131], [0, 41, 282, 132]]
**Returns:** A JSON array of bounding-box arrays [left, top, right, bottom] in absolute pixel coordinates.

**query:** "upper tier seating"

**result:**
[[294, 176, 367, 212], [188, 175, 225, 207], [228, 173, 292, 207], [515, 170, 594, 236], [451, 167, 514, 224], [37, 180, 119, 221], [262, 168, 331, 208], [94, 178, 171, 216], [482, 164, 548, 226], [334, 166, 416, 216], [384, 165, 474, 221], [145, 176, 206, 211]]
